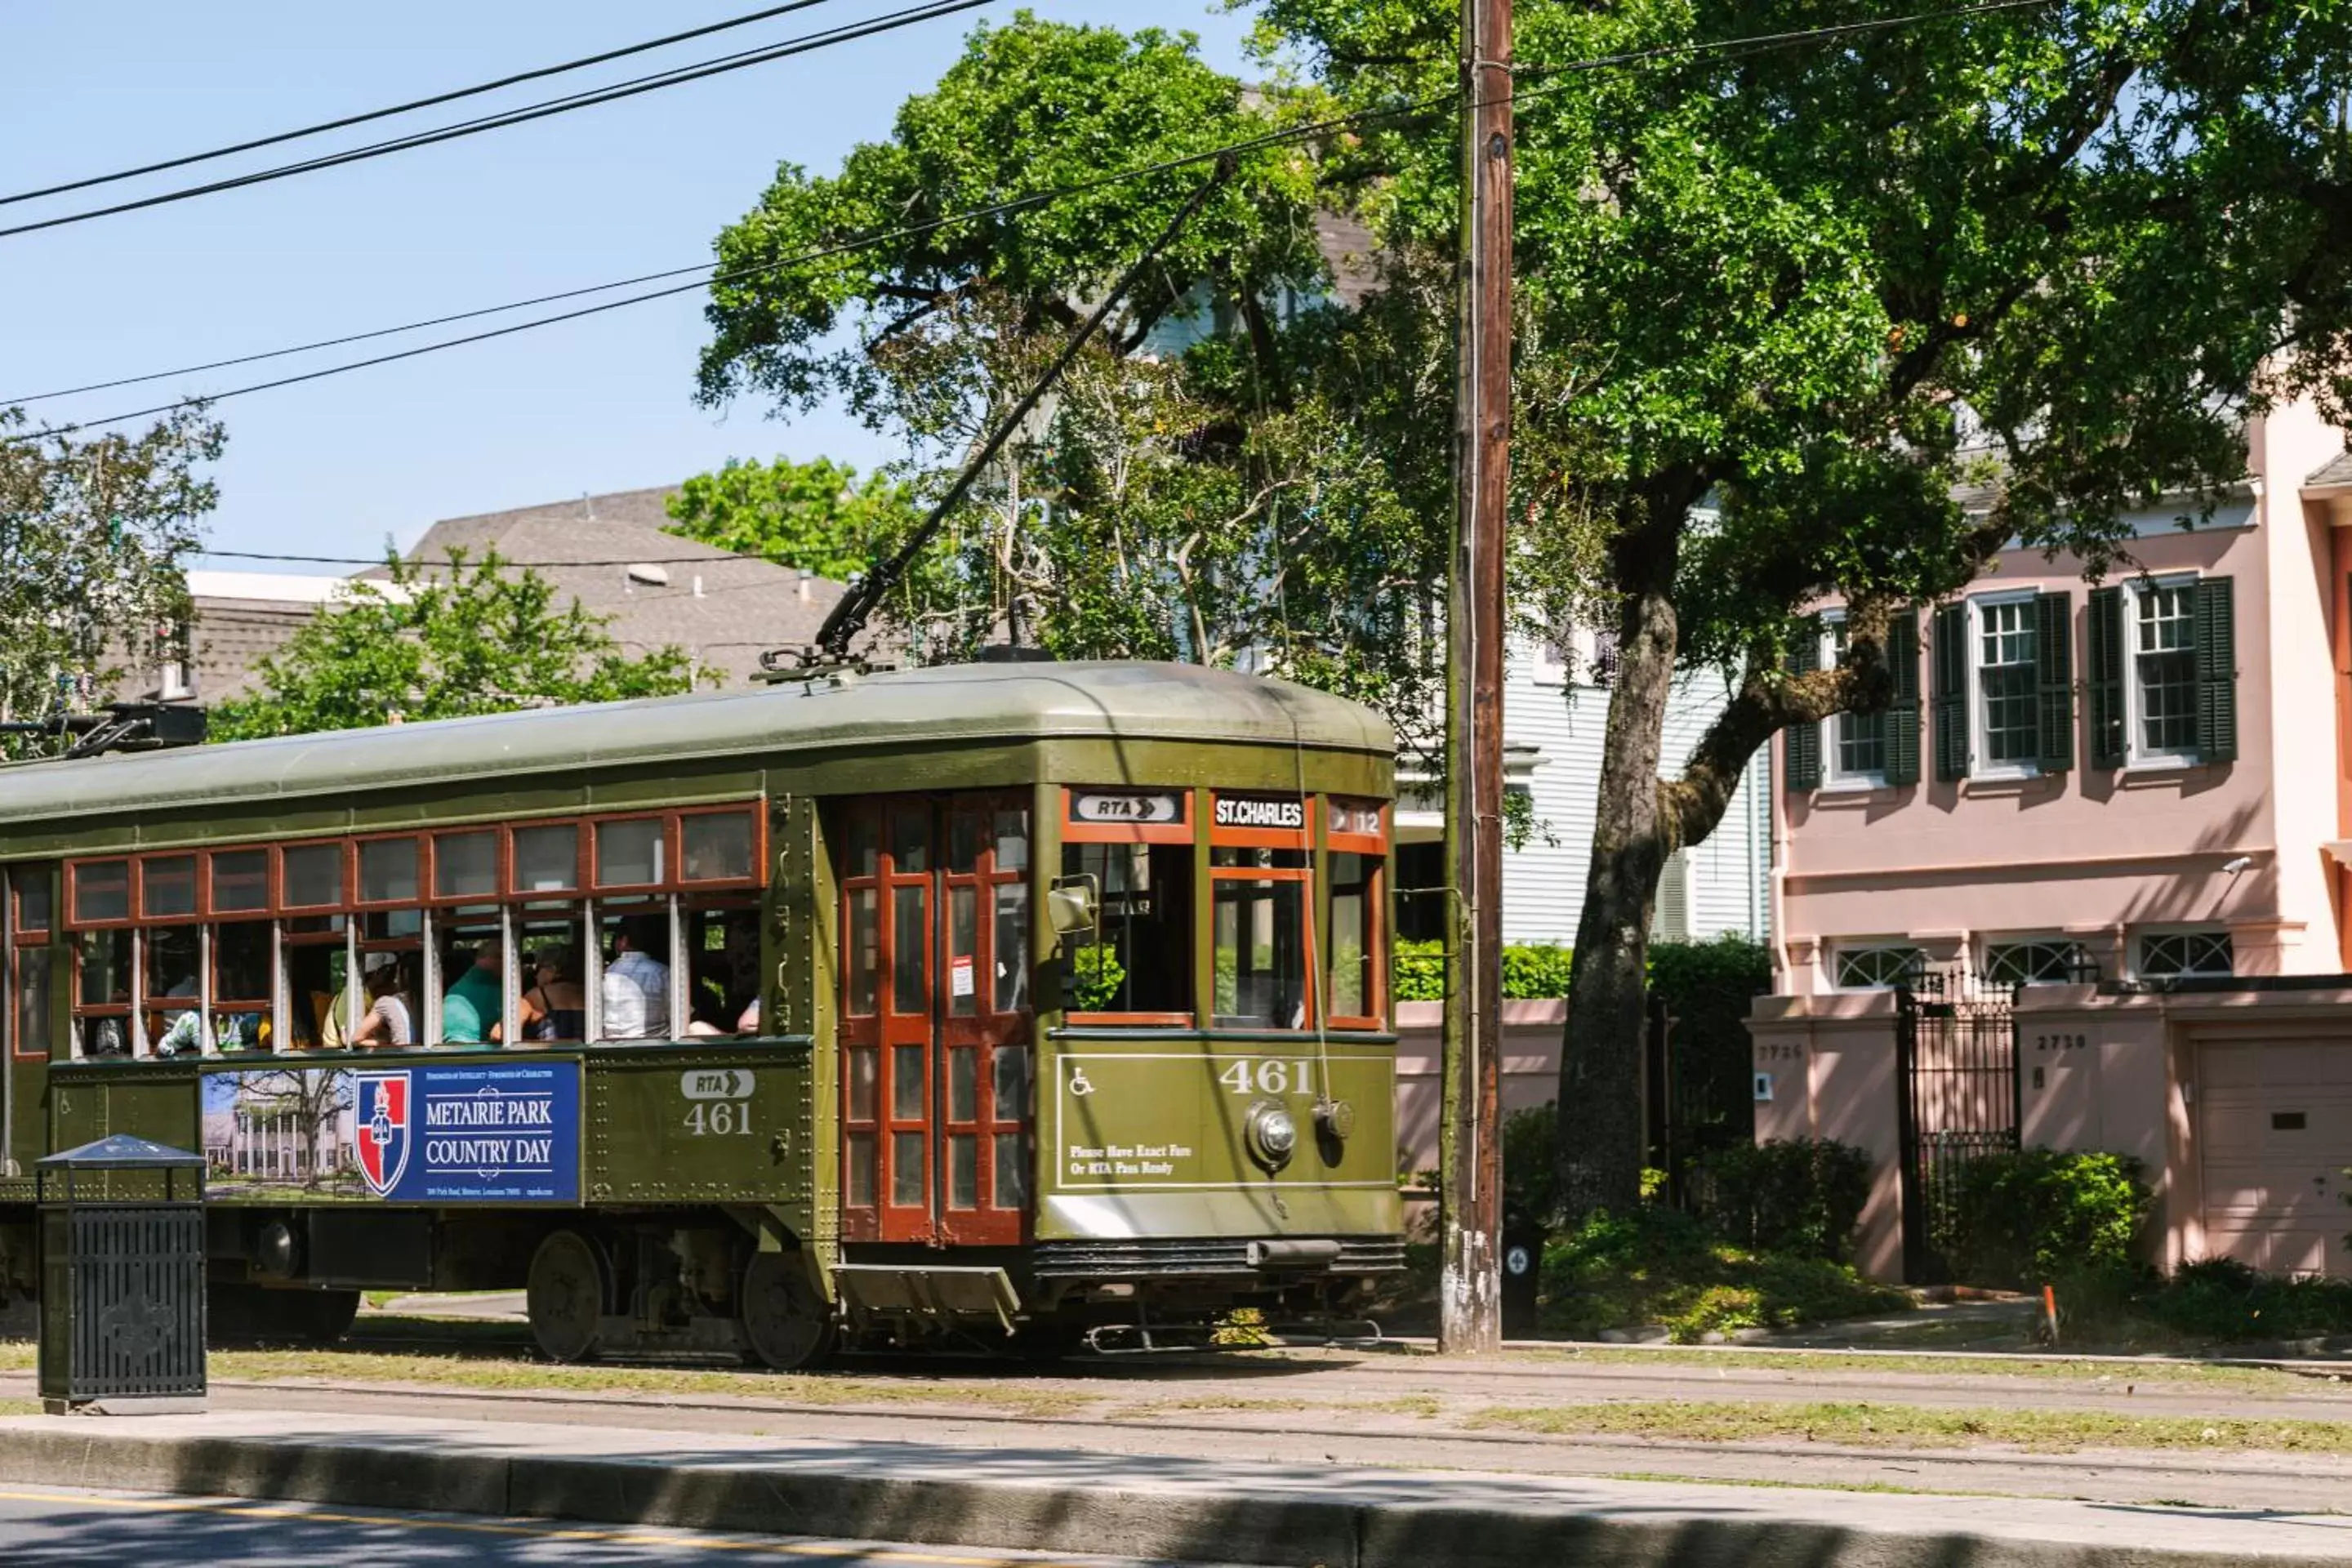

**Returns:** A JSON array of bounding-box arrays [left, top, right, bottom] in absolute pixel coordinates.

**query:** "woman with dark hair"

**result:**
[[520, 946, 586, 1041], [352, 954, 413, 1048]]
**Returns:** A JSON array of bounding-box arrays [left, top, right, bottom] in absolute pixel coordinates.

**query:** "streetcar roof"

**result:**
[[0, 661, 1392, 828]]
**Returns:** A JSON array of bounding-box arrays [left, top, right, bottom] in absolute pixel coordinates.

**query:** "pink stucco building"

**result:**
[[1751, 401, 2352, 1283]]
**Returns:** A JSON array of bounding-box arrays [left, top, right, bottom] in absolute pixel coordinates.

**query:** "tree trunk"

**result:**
[[1556, 529, 1681, 1219]]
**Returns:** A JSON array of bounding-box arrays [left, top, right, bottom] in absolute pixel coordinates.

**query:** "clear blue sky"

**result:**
[[0, 2, 1255, 570]]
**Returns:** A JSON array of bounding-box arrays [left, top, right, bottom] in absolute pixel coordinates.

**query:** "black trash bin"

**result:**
[[37, 1134, 207, 1414], [1499, 1208, 1547, 1339]]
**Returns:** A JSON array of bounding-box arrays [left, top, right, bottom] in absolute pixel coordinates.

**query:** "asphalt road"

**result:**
[[0, 1484, 1223, 1567]]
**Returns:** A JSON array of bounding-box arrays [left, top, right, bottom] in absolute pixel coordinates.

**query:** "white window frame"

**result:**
[[1968, 588, 2041, 782], [1832, 942, 1923, 991], [1981, 938, 2085, 987], [1817, 612, 1888, 791], [2136, 929, 2233, 981], [1528, 629, 1573, 688], [2123, 572, 2199, 772]]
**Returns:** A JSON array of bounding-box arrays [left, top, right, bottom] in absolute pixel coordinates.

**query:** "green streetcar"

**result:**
[[0, 661, 1404, 1365]]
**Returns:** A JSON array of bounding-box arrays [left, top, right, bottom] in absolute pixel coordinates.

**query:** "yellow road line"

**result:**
[[0, 1487, 1084, 1566]]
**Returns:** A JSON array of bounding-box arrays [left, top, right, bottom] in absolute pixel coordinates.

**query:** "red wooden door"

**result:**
[[839, 795, 1033, 1245]]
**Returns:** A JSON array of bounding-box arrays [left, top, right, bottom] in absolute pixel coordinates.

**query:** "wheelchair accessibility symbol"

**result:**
[[1067, 1065, 1097, 1097]]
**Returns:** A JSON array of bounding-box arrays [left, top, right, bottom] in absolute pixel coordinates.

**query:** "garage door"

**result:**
[[2198, 1038, 2352, 1276]]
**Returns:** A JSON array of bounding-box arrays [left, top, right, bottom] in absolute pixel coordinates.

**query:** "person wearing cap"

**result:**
[[351, 953, 413, 1048]]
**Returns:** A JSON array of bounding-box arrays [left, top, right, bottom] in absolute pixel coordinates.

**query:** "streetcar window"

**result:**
[[145, 925, 203, 1054], [74, 928, 131, 1057], [140, 856, 198, 920], [595, 819, 666, 889], [511, 824, 580, 893], [680, 810, 755, 884], [212, 920, 272, 1052], [846, 889, 879, 1017], [71, 860, 131, 925], [596, 899, 672, 1040], [12, 865, 52, 935], [434, 832, 498, 900], [14, 948, 51, 1060], [1328, 852, 1383, 1025], [1058, 842, 1191, 1020], [283, 937, 345, 1050], [515, 902, 585, 1043], [359, 838, 420, 905], [1212, 847, 1311, 1030], [683, 902, 760, 1035], [281, 841, 345, 910], [211, 849, 270, 915], [438, 906, 503, 1044]]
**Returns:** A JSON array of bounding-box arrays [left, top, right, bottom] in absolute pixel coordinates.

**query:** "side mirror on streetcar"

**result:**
[[1046, 875, 1099, 941]]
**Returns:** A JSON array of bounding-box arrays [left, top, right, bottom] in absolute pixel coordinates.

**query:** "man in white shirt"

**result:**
[[601, 914, 670, 1039]]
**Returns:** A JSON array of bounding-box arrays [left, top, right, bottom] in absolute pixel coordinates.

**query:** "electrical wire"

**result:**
[[0, 0, 997, 244], [7, 0, 2059, 445], [0, 1, 852, 211]]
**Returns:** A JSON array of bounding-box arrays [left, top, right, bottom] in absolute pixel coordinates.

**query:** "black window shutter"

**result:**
[[2034, 590, 2074, 773], [1785, 621, 1821, 793], [2194, 575, 2237, 764], [1931, 603, 1969, 782], [1884, 608, 1920, 786], [2087, 585, 2125, 768]]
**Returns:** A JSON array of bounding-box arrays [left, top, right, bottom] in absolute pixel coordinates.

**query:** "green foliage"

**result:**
[[0, 406, 224, 756], [695, 14, 1453, 750], [210, 550, 702, 741], [1944, 1149, 2153, 1290], [1070, 942, 1126, 1013], [1539, 1205, 1908, 1343], [1502, 1102, 1557, 1228], [1392, 940, 1576, 1003], [1649, 935, 1775, 1178], [664, 454, 924, 584], [1694, 1139, 1873, 1265], [2127, 1258, 2352, 1344], [1502, 943, 1576, 1002]]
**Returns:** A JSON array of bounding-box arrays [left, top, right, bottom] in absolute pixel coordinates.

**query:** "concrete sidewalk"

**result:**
[[2, 1409, 2350, 1567]]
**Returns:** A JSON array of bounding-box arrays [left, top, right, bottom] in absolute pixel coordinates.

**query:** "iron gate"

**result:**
[[1894, 973, 2020, 1284]]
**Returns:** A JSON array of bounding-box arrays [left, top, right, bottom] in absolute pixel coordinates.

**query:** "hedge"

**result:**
[[1392, 939, 1572, 1002], [1942, 1147, 2152, 1288]]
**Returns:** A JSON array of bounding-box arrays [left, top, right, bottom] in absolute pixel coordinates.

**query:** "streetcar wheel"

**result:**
[[738, 1251, 834, 1370], [527, 1230, 607, 1363]]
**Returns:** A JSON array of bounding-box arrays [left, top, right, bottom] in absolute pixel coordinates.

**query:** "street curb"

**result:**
[[0, 1421, 2341, 1568]]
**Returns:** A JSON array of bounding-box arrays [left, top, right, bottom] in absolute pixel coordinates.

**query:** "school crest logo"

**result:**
[[355, 1070, 412, 1197]]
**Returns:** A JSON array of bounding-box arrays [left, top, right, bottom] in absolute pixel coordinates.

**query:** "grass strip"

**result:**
[[1511, 1346, 2329, 1392], [1473, 1399, 2352, 1452]]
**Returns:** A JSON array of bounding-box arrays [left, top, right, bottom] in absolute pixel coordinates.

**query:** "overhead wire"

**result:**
[[0, 0, 996, 244], [7, 0, 2060, 448], [0, 0, 853, 210]]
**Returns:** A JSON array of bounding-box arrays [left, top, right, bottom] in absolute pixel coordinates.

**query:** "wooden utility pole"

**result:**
[[1437, 0, 1512, 1356]]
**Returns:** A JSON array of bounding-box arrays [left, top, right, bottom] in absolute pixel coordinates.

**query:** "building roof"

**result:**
[[2306, 450, 2352, 489], [396, 485, 853, 683], [0, 661, 1392, 830]]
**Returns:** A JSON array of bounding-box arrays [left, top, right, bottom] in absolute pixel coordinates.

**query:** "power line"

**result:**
[[2, 0, 2050, 409], [198, 548, 816, 569], [7, 0, 2059, 443], [0, 1, 850, 211], [0, 0, 996, 244]]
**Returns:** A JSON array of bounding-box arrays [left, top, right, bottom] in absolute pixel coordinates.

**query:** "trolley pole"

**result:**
[[1437, 0, 1512, 1356]]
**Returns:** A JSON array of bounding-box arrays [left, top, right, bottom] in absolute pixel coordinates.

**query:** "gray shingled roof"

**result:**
[[2307, 451, 2352, 488], [397, 485, 853, 684]]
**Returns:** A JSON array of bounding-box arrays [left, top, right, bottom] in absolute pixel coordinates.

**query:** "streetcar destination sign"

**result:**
[[1213, 796, 1305, 831]]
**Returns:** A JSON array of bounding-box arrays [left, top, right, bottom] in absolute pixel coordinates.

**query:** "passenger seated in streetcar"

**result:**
[[440, 937, 504, 1044], [351, 954, 414, 1048], [684, 953, 759, 1036], [601, 915, 669, 1038], [519, 945, 586, 1041]]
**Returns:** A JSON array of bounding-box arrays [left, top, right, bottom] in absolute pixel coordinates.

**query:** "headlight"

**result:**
[[1247, 1101, 1298, 1170]]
